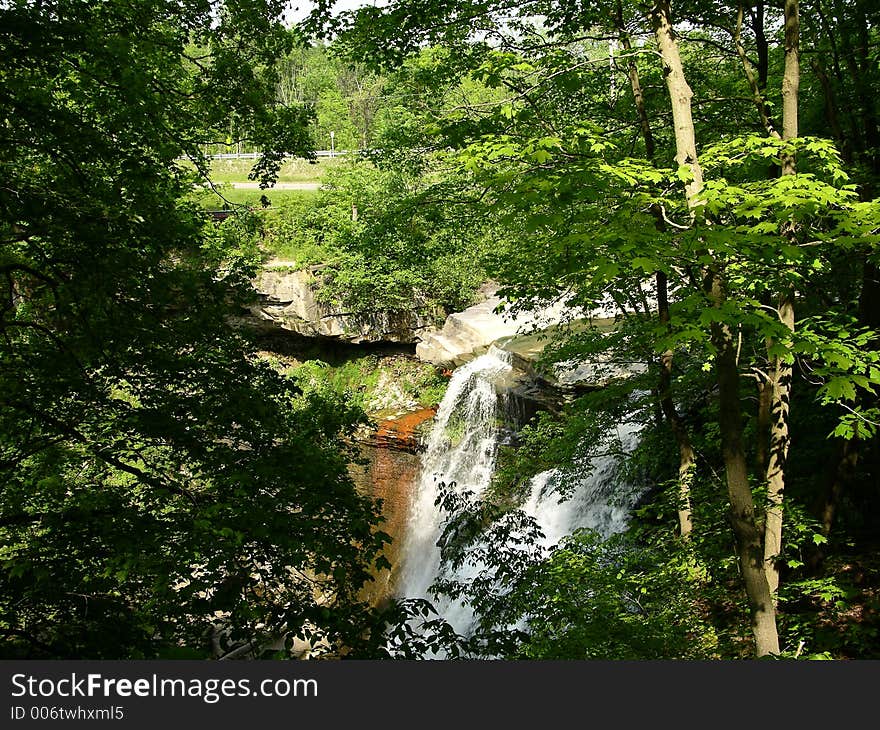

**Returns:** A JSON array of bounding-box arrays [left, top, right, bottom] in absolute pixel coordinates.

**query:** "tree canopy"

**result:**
[[2, 0, 878, 660], [0, 0, 394, 658]]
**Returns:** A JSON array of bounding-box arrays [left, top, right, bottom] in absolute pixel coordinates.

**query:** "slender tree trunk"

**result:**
[[616, 2, 656, 160], [734, 2, 778, 137], [649, 2, 703, 205], [763, 0, 799, 596], [780, 0, 800, 177], [732, 4, 780, 476], [709, 289, 781, 657], [651, 0, 779, 655], [751, 0, 769, 90], [658, 271, 696, 537], [763, 298, 795, 595], [617, 2, 694, 536], [756, 377, 771, 476]]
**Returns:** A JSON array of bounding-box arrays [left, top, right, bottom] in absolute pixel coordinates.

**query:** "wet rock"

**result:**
[[349, 407, 438, 605], [417, 287, 647, 390], [415, 283, 575, 366]]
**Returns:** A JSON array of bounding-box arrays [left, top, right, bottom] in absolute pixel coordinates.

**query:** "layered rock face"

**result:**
[[348, 408, 437, 606], [414, 285, 646, 389], [246, 261, 441, 344], [247, 263, 647, 389], [414, 284, 573, 367]]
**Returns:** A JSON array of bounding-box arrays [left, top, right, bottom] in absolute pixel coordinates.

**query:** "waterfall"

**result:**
[[523, 419, 643, 550], [397, 345, 642, 640], [397, 346, 514, 628]]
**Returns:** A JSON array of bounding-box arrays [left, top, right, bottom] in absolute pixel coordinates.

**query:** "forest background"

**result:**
[[1, 0, 878, 660]]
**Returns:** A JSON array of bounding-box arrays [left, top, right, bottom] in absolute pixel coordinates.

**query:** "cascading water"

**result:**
[[396, 346, 514, 631], [397, 344, 643, 640], [523, 420, 643, 550]]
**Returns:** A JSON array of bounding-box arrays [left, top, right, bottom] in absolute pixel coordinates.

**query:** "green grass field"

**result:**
[[199, 156, 344, 184], [193, 186, 319, 209], [183, 156, 344, 210]]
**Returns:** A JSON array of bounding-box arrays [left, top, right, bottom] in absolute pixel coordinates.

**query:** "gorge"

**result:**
[[5, 0, 879, 664], [260, 267, 651, 647]]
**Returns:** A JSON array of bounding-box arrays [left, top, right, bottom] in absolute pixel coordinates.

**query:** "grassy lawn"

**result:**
[[193, 186, 319, 209], [199, 156, 345, 184], [186, 156, 343, 265], [184, 156, 344, 210]]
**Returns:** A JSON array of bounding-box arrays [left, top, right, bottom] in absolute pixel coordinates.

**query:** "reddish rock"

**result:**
[[349, 408, 436, 607]]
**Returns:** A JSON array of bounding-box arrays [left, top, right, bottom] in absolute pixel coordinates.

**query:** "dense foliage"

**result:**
[[261, 156, 490, 314], [254, 45, 503, 315], [299, 0, 880, 658], [0, 0, 395, 658], [2, 0, 878, 661]]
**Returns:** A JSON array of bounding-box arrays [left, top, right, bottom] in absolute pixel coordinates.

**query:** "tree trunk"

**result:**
[[763, 0, 799, 596], [713, 322, 782, 656], [732, 3, 780, 485], [756, 376, 771, 476], [750, 0, 769, 90], [651, 0, 779, 655], [710, 277, 781, 657], [618, 3, 694, 536], [657, 271, 695, 538], [616, 2, 656, 160], [649, 1, 703, 207], [734, 2, 777, 137], [763, 298, 795, 594], [780, 0, 800, 177]]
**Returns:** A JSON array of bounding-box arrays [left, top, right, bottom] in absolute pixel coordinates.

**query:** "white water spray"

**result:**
[[523, 419, 643, 550], [397, 347, 513, 624], [397, 346, 642, 637]]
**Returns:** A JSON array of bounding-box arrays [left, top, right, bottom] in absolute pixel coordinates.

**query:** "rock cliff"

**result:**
[[245, 260, 441, 344]]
